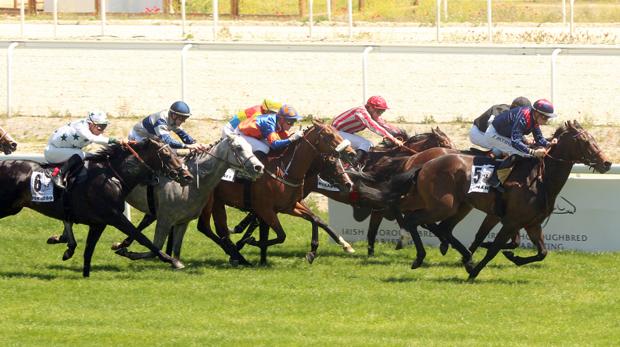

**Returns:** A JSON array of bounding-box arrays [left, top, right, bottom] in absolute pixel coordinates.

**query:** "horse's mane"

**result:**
[[186, 137, 222, 163], [87, 143, 127, 162], [552, 120, 581, 139]]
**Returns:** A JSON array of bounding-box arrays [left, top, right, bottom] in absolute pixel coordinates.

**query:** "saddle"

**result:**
[[41, 162, 88, 189]]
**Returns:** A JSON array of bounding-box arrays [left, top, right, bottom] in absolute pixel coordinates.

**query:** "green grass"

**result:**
[[1, 208, 619, 345]]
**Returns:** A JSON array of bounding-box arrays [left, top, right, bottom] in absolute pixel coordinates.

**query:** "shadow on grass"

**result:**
[[0, 271, 56, 280], [46, 264, 122, 273]]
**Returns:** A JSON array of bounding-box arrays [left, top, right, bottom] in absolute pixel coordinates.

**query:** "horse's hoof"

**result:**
[[171, 259, 185, 270], [439, 242, 449, 256], [47, 235, 62, 244], [343, 245, 356, 254], [395, 240, 403, 250], [411, 258, 423, 269], [62, 248, 75, 261], [229, 258, 240, 267], [114, 248, 129, 257], [463, 259, 475, 273], [306, 252, 315, 264], [110, 242, 124, 251], [502, 251, 515, 260], [367, 248, 375, 257]]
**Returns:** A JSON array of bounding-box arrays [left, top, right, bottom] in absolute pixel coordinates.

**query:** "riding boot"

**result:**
[[52, 154, 83, 189]]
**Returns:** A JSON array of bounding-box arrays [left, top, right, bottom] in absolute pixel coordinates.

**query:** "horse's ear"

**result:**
[[572, 119, 582, 129]]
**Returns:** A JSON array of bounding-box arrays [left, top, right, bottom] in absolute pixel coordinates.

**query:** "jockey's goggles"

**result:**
[[94, 123, 107, 131]]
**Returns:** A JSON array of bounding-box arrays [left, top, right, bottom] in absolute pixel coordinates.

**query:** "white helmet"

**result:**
[[87, 110, 109, 125]]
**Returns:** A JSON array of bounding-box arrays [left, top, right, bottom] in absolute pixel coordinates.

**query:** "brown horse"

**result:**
[[360, 121, 611, 279], [197, 120, 356, 265], [0, 126, 18, 155]]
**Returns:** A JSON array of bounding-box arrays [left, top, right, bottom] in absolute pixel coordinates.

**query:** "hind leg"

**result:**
[[82, 224, 105, 277]]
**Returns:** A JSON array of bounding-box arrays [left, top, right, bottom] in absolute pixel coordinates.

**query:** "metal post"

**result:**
[[487, 0, 493, 43], [436, 0, 441, 42], [181, 44, 193, 101], [362, 46, 373, 103], [562, 0, 566, 25], [569, 0, 574, 37], [326, 0, 331, 21], [309, 0, 313, 38], [550, 48, 562, 104], [20, 0, 25, 37], [53, 0, 58, 38], [213, 0, 218, 40], [443, 0, 448, 21], [181, 0, 187, 36], [347, 0, 353, 40], [101, 0, 106, 36], [7, 42, 19, 117]]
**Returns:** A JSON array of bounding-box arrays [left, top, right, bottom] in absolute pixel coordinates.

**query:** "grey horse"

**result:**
[[48, 133, 264, 267]]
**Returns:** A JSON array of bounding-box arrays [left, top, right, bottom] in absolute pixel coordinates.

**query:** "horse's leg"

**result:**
[[258, 219, 270, 265], [111, 213, 156, 251], [469, 214, 501, 253], [468, 225, 516, 280], [427, 205, 475, 272], [232, 212, 258, 234], [62, 221, 78, 261], [165, 226, 174, 256], [82, 224, 105, 277], [420, 223, 449, 255], [47, 222, 69, 244], [115, 221, 169, 261], [502, 224, 548, 266], [401, 210, 427, 269], [367, 212, 383, 257], [245, 211, 286, 265], [110, 214, 183, 269], [235, 218, 259, 251], [170, 223, 189, 260]]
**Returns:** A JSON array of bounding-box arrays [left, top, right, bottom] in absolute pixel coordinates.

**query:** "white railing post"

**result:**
[[309, 0, 313, 39], [569, 0, 574, 37], [181, 44, 192, 101], [101, 0, 106, 36], [181, 0, 187, 36], [550, 48, 562, 105], [436, 0, 441, 42], [20, 0, 25, 37], [7, 42, 19, 117], [487, 0, 493, 43], [53, 0, 58, 38], [362, 46, 373, 103], [562, 0, 566, 25], [443, 0, 448, 21], [326, 0, 331, 21], [212, 0, 218, 40], [347, 0, 353, 40]]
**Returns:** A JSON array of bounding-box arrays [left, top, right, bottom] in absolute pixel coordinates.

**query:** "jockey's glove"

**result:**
[[531, 148, 546, 158], [108, 137, 118, 144], [288, 131, 304, 142]]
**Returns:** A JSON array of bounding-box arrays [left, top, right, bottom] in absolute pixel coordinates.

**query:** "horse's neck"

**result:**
[[108, 156, 150, 192], [407, 137, 434, 152], [540, 145, 576, 203], [272, 139, 316, 181], [196, 142, 230, 178]]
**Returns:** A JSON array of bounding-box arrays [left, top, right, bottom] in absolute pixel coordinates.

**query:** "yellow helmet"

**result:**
[[262, 99, 282, 113]]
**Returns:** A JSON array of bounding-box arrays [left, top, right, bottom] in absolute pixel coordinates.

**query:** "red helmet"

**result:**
[[366, 96, 389, 110]]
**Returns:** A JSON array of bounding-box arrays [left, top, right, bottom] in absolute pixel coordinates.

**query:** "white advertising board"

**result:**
[[328, 172, 620, 252]]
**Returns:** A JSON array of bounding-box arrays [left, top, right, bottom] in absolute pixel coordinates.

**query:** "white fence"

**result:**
[[12, 0, 579, 41], [3, 40, 620, 120], [328, 165, 620, 252]]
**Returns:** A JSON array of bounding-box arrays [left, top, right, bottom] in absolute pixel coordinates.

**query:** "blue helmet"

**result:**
[[169, 101, 191, 117], [277, 105, 302, 121]]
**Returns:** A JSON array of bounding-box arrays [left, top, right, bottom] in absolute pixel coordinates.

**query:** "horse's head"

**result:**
[[313, 154, 354, 192], [400, 127, 455, 153], [138, 138, 194, 185], [303, 120, 357, 165], [551, 120, 611, 173], [431, 127, 456, 149], [223, 133, 264, 180], [0, 127, 18, 155]]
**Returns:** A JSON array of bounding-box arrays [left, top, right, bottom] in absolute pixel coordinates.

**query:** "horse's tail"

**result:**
[[355, 165, 421, 206]]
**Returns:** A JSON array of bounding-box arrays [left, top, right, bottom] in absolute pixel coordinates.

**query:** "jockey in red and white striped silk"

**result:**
[[331, 95, 403, 164]]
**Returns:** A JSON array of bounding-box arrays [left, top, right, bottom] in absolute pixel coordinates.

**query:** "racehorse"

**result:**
[[50, 134, 265, 265], [359, 121, 611, 279], [198, 120, 356, 265], [0, 126, 18, 155], [0, 138, 193, 277]]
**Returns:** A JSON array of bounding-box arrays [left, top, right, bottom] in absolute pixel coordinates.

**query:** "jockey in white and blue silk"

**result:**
[[129, 101, 206, 151]]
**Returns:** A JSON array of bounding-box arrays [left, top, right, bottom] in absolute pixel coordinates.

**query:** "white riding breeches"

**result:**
[[484, 124, 532, 158], [338, 131, 372, 152], [221, 123, 235, 139], [469, 125, 491, 149], [44, 145, 86, 164], [236, 131, 270, 154]]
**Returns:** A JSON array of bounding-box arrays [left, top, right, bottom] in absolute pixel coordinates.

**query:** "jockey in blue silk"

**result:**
[[221, 98, 282, 138], [129, 101, 206, 151], [237, 104, 304, 159], [483, 99, 558, 159]]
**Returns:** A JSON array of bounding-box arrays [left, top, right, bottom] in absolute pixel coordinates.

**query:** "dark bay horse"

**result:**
[[0, 126, 18, 155], [198, 120, 356, 265], [0, 138, 193, 277], [360, 121, 611, 279]]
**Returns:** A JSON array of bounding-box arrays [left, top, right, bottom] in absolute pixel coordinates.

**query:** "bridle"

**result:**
[[193, 137, 260, 177], [122, 141, 182, 181], [544, 129, 603, 167]]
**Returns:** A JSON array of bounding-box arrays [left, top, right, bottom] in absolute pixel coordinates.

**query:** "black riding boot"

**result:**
[[52, 154, 83, 189]]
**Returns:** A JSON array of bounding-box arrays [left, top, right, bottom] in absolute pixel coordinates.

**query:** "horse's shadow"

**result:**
[[0, 271, 57, 281], [46, 264, 122, 273]]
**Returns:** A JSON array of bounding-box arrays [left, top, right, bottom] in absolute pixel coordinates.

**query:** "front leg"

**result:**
[[502, 224, 547, 266]]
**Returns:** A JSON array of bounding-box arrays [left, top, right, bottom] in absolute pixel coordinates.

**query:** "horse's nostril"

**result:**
[[255, 165, 264, 173], [604, 161, 612, 168], [184, 175, 193, 181]]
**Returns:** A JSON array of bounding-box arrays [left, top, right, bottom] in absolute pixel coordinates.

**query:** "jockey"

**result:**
[[469, 96, 531, 150], [222, 98, 282, 138], [484, 98, 558, 159], [129, 101, 206, 151], [237, 104, 303, 161], [44, 110, 126, 188], [331, 95, 404, 164]]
